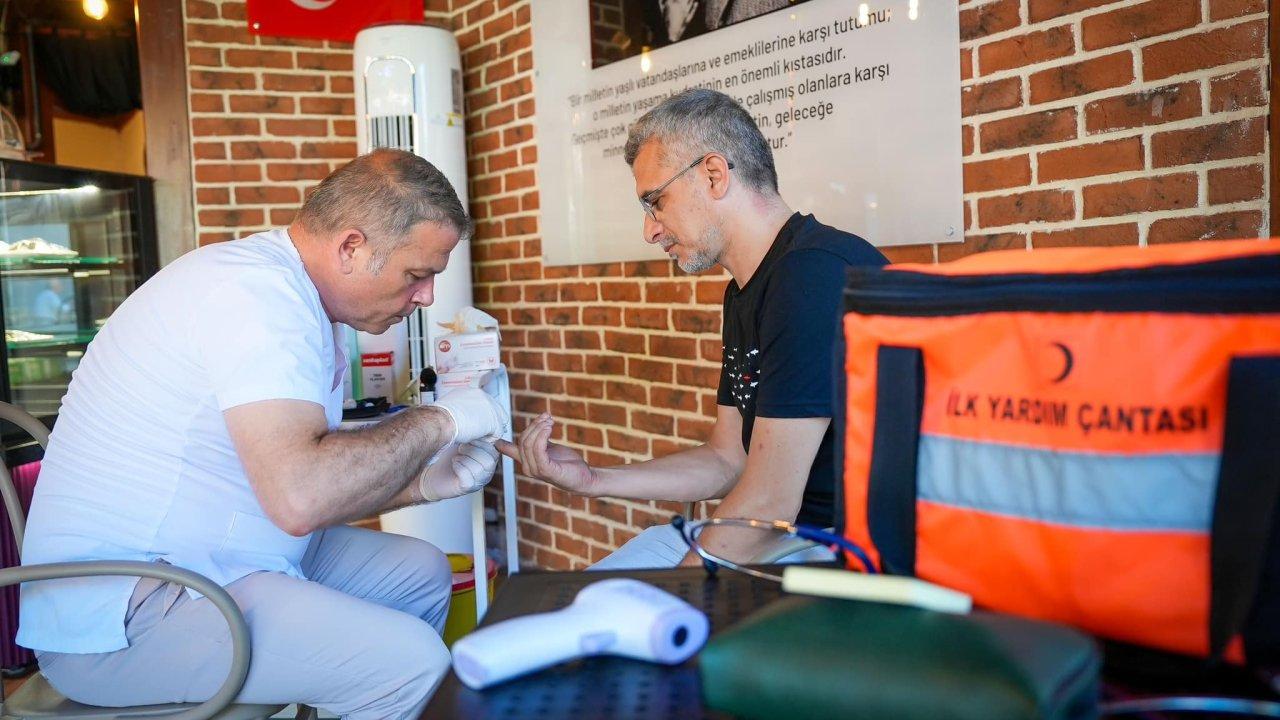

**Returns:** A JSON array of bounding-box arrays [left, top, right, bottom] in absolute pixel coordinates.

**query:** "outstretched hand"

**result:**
[[494, 413, 598, 496]]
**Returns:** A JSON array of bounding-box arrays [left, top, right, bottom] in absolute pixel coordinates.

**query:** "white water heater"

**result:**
[[354, 23, 475, 551]]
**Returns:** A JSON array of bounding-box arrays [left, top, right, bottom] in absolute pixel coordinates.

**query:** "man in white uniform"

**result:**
[[18, 149, 507, 719]]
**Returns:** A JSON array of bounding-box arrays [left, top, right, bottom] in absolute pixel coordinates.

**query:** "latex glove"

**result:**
[[418, 441, 500, 502], [431, 388, 510, 445]]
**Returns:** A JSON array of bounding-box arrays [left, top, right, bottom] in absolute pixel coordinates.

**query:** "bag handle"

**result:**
[[1210, 356, 1280, 661], [864, 345, 925, 576]]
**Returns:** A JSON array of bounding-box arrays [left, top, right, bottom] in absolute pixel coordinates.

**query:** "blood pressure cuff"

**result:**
[[700, 595, 1100, 720], [837, 238, 1280, 662]]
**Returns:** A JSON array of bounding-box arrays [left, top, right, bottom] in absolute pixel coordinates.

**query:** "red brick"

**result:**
[[235, 185, 301, 204], [651, 387, 699, 413], [1208, 0, 1266, 20], [185, 0, 217, 19], [189, 70, 256, 91], [583, 306, 623, 326], [221, 1, 246, 20], [1143, 20, 1266, 81], [645, 281, 693, 303], [295, 51, 350, 72], [649, 336, 697, 360], [1031, 223, 1139, 248], [1029, 52, 1134, 104], [628, 358, 673, 383], [978, 26, 1075, 75], [230, 141, 296, 160], [959, 0, 1020, 42], [961, 77, 1022, 117], [606, 380, 647, 404], [1148, 211, 1264, 244], [1151, 117, 1265, 168], [300, 97, 353, 115], [695, 278, 729, 304], [676, 363, 720, 388], [960, 48, 973, 81], [980, 109, 1076, 153], [1028, 0, 1120, 23], [588, 402, 628, 426], [564, 330, 600, 350], [672, 309, 720, 334], [558, 282, 598, 302], [938, 232, 1027, 262], [607, 430, 649, 454], [192, 117, 261, 137], [676, 417, 713, 442], [1082, 173, 1198, 218], [198, 208, 263, 227], [228, 95, 295, 114], [962, 124, 974, 156], [186, 23, 252, 44], [269, 209, 295, 225], [192, 141, 225, 160], [266, 119, 329, 136], [977, 190, 1075, 228], [1081, 0, 1199, 50], [300, 142, 357, 159], [189, 93, 225, 113], [266, 163, 332, 181], [1083, 82, 1201, 134], [187, 47, 221, 67], [196, 187, 229, 205], [225, 49, 294, 69], [1037, 137, 1143, 182], [963, 155, 1032, 193], [604, 330, 645, 354], [1209, 68, 1267, 113], [624, 307, 668, 330], [632, 410, 674, 435], [1207, 164, 1264, 205], [194, 163, 260, 183]]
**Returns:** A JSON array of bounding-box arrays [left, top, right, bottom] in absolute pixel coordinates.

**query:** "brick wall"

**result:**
[[182, 0, 452, 244], [182, 0, 1272, 570]]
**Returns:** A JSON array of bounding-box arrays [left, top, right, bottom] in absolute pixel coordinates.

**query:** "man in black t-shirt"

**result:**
[[497, 89, 886, 568]]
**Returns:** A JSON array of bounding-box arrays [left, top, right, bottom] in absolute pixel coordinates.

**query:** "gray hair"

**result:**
[[296, 148, 472, 273], [623, 88, 778, 195]]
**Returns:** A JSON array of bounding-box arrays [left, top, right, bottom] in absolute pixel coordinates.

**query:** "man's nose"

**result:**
[[411, 278, 435, 307], [643, 213, 664, 245]]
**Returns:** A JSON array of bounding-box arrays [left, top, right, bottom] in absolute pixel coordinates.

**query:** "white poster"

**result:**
[[531, 0, 963, 266]]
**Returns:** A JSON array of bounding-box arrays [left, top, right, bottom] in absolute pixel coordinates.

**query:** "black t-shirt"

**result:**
[[716, 213, 887, 527]]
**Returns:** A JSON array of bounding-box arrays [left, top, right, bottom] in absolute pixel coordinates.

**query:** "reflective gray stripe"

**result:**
[[918, 435, 1217, 532]]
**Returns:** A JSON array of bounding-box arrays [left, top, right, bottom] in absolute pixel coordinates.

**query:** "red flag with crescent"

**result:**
[[246, 0, 424, 42]]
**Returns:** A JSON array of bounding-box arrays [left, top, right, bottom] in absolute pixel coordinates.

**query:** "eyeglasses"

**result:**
[[672, 515, 877, 583], [638, 153, 735, 221]]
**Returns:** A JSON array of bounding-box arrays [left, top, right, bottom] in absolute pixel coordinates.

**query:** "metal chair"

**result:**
[[0, 401, 315, 720]]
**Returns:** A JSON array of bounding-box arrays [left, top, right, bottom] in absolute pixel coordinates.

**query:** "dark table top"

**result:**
[[422, 566, 785, 720]]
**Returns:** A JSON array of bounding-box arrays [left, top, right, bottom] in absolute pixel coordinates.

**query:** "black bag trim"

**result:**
[[1212, 356, 1280, 661], [844, 254, 1280, 317], [866, 345, 924, 576]]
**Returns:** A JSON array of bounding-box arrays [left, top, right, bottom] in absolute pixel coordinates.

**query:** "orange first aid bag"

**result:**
[[838, 239, 1280, 662]]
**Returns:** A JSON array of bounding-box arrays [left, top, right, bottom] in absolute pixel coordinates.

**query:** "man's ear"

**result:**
[[705, 153, 732, 200], [336, 229, 367, 274]]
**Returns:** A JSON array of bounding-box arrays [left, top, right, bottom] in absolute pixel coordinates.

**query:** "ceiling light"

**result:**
[[83, 0, 109, 21]]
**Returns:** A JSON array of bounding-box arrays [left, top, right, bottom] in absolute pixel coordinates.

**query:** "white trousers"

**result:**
[[37, 526, 453, 720]]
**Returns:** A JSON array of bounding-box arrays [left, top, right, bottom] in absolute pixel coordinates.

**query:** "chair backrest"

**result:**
[[0, 402, 49, 554]]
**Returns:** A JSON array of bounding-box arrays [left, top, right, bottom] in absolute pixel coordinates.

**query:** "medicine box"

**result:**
[[361, 351, 395, 401], [435, 329, 500, 373]]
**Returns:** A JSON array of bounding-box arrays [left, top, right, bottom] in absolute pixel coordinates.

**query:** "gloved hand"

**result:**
[[418, 441, 500, 502], [431, 388, 510, 445]]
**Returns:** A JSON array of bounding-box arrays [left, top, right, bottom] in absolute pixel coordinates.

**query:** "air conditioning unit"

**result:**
[[353, 23, 471, 405], [354, 24, 476, 553]]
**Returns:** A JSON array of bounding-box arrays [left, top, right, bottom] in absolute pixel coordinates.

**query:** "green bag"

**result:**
[[700, 595, 1100, 720]]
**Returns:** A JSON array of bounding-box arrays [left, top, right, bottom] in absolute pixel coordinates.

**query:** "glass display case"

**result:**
[[0, 160, 157, 460]]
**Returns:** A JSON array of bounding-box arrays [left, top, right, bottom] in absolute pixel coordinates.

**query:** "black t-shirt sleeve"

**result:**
[[754, 249, 847, 418]]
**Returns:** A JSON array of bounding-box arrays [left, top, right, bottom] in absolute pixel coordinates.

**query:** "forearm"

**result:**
[[289, 406, 450, 529], [591, 442, 741, 502]]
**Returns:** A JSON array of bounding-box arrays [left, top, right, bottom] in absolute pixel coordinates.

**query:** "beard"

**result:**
[[671, 223, 722, 274]]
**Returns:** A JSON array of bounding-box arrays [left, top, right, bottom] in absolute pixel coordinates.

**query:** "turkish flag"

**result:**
[[247, 0, 425, 43]]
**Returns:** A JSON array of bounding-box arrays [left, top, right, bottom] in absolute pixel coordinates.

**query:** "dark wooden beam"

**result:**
[[136, 0, 195, 264]]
